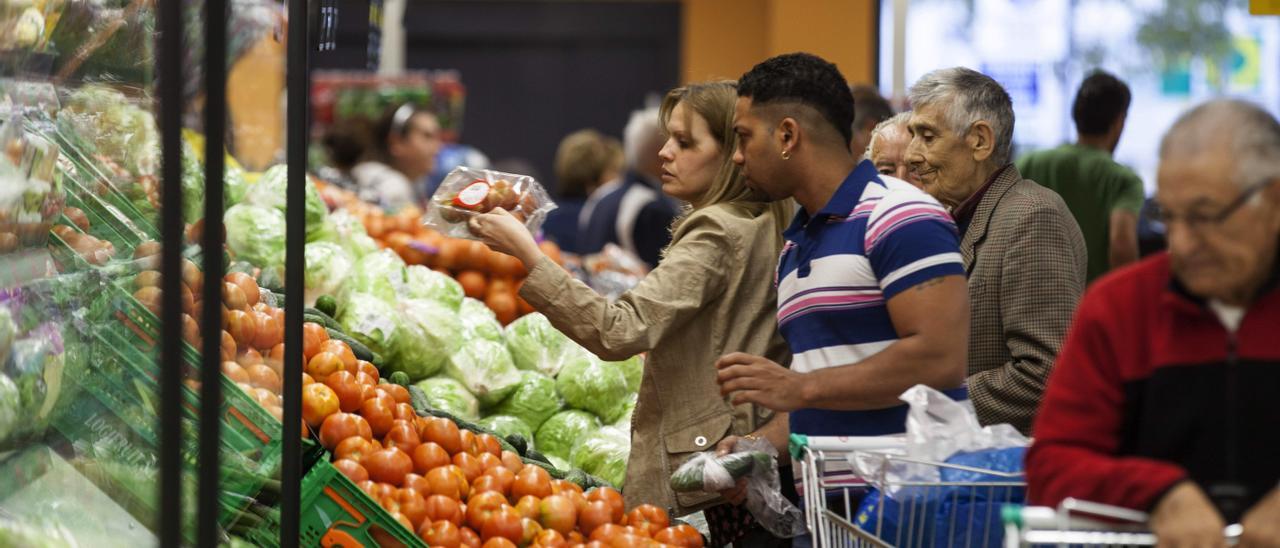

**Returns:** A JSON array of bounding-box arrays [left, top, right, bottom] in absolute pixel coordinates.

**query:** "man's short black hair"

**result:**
[[1073, 70, 1131, 136], [738, 52, 855, 144]]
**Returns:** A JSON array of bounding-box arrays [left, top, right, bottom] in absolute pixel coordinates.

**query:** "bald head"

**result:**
[[1160, 99, 1280, 190]]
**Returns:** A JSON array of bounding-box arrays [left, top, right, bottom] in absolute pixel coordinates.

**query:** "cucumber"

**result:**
[[314, 295, 337, 317], [304, 307, 341, 330], [325, 328, 375, 362], [505, 433, 529, 455], [388, 371, 410, 387], [525, 448, 551, 464]]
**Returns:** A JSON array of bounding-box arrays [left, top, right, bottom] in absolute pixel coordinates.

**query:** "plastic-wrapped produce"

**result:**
[[458, 297, 503, 342], [404, 265, 464, 311], [413, 377, 481, 422], [556, 354, 632, 424], [424, 166, 557, 241], [303, 242, 354, 308], [341, 249, 407, 304], [241, 165, 329, 240], [477, 415, 534, 445], [390, 298, 462, 382], [335, 293, 399, 357], [535, 410, 601, 461], [489, 371, 563, 432], [569, 427, 630, 488], [224, 204, 286, 279], [503, 313, 588, 377], [444, 338, 520, 407]]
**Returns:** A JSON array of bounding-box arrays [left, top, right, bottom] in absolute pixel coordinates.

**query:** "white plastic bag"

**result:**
[[669, 437, 807, 538]]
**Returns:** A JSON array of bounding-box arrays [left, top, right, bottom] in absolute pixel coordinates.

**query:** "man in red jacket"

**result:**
[[1027, 99, 1280, 547]]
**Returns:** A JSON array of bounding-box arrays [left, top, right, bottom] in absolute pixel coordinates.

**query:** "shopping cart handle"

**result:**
[[788, 433, 809, 462]]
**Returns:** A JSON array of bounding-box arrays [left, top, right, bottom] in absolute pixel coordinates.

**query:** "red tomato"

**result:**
[[460, 526, 481, 547], [511, 464, 553, 500], [384, 383, 411, 405], [623, 504, 669, 537], [306, 351, 344, 383], [520, 517, 543, 546], [359, 393, 396, 438], [222, 361, 250, 384], [426, 466, 467, 500], [513, 495, 539, 521], [500, 451, 524, 473], [384, 419, 421, 453], [481, 537, 515, 548], [413, 442, 451, 475], [324, 370, 365, 413], [302, 383, 340, 428], [475, 433, 503, 457], [469, 475, 505, 498], [333, 459, 369, 483], [480, 505, 524, 544], [453, 452, 485, 484], [222, 282, 247, 310], [465, 490, 508, 531], [302, 322, 328, 360], [396, 487, 429, 529], [364, 448, 413, 486], [357, 480, 378, 497], [225, 272, 261, 307], [252, 311, 281, 350], [577, 501, 613, 537], [321, 339, 357, 371], [334, 436, 377, 463], [425, 494, 465, 527], [403, 473, 430, 495], [357, 360, 380, 379], [319, 412, 373, 449], [532, 529, 567, 547], [586, 487, 625, 523], [392, 402, 417, 422], [537, 494, 578, 535], [224, 309, 257, 350], [419, 519, 462, 548], [422, 417, 464, 455], [484, 465, 516, 495], [588, 524, 631, 542], [653, 524, 704, 547]]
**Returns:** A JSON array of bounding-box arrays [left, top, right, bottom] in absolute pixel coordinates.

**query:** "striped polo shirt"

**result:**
[[779, 161, 967, 438]]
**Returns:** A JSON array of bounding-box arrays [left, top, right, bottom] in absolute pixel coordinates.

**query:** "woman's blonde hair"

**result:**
[[659, 81, 792, 240]]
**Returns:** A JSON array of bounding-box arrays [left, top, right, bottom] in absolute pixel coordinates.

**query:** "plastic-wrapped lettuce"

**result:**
[[478, 415, 534, 444], [304, 242, 354, 307], [343, 249, 408, 303], [489, 371, 563, 431], [242, 165, 329, 241], [535, 410, 601, 461], [445, 338, 520, 407], [556, 354, 632, 424], [615, 355, 644, 394], [504, 313, 589, 377], [180, 139, 204, 224], [224, 159, 249, 208], [0, 374, 18, 443], [224, 204, 286, 278], [570, 427, 630, 488], [611, 395, 637, 429], [335, 292, 399, 357], [413, 377, 480, 421], [459, 297, 503, 342], [390, 298, 462, 382], [316, 209, 379, 259], [405, 265, 464, 311]]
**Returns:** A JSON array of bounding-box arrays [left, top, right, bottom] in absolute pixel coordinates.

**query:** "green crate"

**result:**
[[64, 186, 150, 251], [46, 228, 94, 273], [245, 459, 427, 548], [48, 127, 161, 241]]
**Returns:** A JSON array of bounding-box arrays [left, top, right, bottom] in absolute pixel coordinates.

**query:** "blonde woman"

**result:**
[[469, 81, 793, 546]]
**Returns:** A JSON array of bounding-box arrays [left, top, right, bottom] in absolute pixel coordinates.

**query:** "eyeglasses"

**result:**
[[1147, 178, 1277, 233]]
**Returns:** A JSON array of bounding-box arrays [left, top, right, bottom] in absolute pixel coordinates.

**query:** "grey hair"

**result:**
[[865, 111, 912, 160], [623, 105, 663, 168], [908, 67, 1016, 165], [1160, 99, 1280, 194]]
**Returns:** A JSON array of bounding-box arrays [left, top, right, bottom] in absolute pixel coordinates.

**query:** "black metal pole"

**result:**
[[157, 0, 185, 544], [199, 0, 228, 544], [282, 0, 310, 545]]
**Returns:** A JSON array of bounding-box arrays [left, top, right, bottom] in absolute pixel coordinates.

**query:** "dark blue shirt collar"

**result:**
[[784, 160, 882, 241]]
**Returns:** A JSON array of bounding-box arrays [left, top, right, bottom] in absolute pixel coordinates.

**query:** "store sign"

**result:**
[[1250, 0, 1280, 15]]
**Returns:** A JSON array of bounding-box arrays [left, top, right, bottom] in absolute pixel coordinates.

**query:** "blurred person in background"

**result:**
[[865, 112, 920, 187], [849, 84, 895, 160], [469, 81, 794, 546], [1027, 99, 1280, 547], [1017, 70, 1144, 283], [541, 129, 624, 255], [905, 67, 1086, 435], [578, 106, 682, 268], [318, 121, 369, 190], [351, 102, 442, 211]]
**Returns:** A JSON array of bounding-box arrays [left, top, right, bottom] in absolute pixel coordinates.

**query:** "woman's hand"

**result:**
[[467, 208, 543, 267]]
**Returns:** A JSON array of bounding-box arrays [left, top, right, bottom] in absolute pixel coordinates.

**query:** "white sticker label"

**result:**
[[454, 181, 490, 208]]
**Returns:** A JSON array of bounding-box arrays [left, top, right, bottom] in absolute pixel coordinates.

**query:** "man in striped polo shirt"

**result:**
[[714, 54, 970, 540]]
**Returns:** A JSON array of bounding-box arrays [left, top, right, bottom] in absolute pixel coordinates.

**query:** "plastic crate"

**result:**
[[245, 459, 427, 548]]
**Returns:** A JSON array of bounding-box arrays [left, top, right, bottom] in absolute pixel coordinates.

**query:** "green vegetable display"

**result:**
[[570, 427, 630, 488], [535, 410, 601, 461], [224, 204, 286, 279], [556, 354, 632, 424], [314, 209, 379, 259], [180, 139, 204, 224], [615, 355, 644, 394], [342, 250, 408, 304], [444, 338, 520, 407], [0, 375, 19, 443], [489, 371, 563, 432], [242, 164, 329, 241], [477, 415, 534, 445], [390, 299, 462, 381], [503, 313, 587, 377], [335, 293, 399, 357], [458, 298, 503, 342], [413, 377, 480, 422], [404, 265, 464, 311], [303, 242, 354, 308]]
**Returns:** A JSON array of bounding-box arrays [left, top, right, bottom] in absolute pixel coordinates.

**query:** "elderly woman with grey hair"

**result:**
[[864, 112, 921, 188], [903, 66, 1087, 435]]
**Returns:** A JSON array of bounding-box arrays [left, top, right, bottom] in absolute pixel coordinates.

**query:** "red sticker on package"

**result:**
[[453, 180, 490, 209]]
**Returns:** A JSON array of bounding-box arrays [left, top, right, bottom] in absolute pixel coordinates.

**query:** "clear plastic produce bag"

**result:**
[[424, 166, 556, 240], [669, 437, 806, 538]]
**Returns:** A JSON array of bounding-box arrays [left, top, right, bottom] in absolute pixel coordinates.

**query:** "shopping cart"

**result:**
[[792, 435, 1027, 548], [1003, 498, 1243, 547]]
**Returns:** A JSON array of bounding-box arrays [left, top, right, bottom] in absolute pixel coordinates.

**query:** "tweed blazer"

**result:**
[[961, 165, 1087, 435]]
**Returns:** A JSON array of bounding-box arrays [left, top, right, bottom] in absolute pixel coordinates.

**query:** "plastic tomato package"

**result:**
[[423, 166, 556, 240]]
